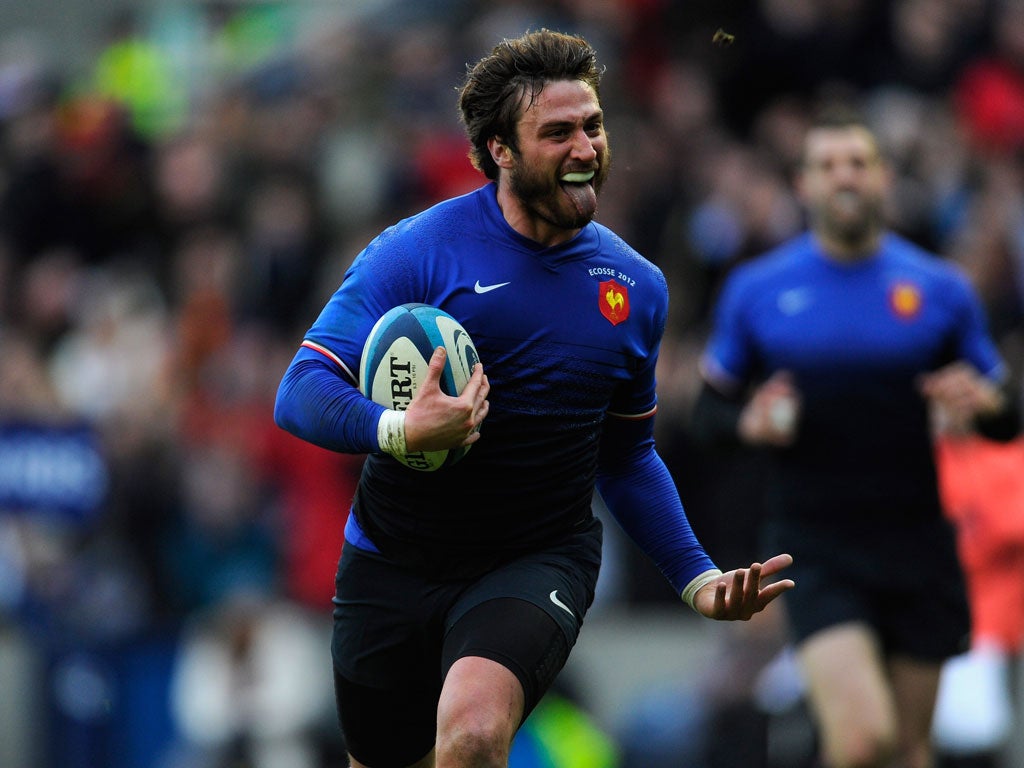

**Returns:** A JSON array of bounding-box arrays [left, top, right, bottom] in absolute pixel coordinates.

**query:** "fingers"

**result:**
[[427, 349, 490, 411], [405, 351, 489, 452], [764, 369, 797, 394], [423, 346, 448, 390], [461, 386, 489, 446], [713, 580, 727, 616], [459, 363, 489, 438], [712, 555, 795, 620], [918, 361, 970, 395], [919, 362, 991, 405], [759, 553, 794, 578], [727, 564, 759, 620], [753, 555, 795, 611], [461, 361, 489, 401], [740, 378, 801, 446], [920, 363, 1003, 425], [744, 562, 761, 604], [757, 579, 795, 606]]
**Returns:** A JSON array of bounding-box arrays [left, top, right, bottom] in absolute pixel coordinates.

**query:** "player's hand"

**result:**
[[918, 361, 1004, 432], [693, 553, 795, 621], [739, 371, 801, 446], [404, 347, 489, 452]]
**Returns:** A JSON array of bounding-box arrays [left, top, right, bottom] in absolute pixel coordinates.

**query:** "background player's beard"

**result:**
[[509, 147, 611, 231], [816, 189, 885, 249]]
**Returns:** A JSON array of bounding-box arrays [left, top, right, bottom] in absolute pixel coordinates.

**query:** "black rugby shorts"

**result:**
[[765, 514, 970, 660], [330, 517, 602, 766]]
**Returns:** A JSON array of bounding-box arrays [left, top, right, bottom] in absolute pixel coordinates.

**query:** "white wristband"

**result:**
[[376, 409, 408, 459], [681, 568, 724, 611]]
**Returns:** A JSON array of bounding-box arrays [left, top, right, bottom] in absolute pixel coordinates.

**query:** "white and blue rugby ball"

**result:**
[[359, 303, 480, 471]]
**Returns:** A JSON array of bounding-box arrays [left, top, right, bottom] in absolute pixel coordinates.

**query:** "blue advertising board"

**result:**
[[0, 422, 108, 522]]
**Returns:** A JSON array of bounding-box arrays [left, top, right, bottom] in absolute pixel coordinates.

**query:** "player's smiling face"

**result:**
[[798, 126, 890, 257], [491, 79, 611, 246]]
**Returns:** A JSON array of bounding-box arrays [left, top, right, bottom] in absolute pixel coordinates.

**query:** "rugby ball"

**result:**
[[359, 303, 480, 471]]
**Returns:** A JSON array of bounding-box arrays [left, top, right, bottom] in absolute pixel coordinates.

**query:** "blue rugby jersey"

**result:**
[[277, 183, 714, 581], [701, 231, 1006, 522]]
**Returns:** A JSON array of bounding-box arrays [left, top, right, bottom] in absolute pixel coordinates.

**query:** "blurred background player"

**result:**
[[691, 106, 1020, 768]]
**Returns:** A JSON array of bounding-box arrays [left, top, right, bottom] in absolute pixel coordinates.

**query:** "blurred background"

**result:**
[[0, 1, 1022, 767]]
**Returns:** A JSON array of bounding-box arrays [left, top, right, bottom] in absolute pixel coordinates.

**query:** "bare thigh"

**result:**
[[345, 657, 523, 768], [435, 656, 524, 768], [798, 622, 897, 768]]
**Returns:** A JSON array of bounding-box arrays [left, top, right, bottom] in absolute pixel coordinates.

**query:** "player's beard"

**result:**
[[815, 188, 885, 249], [509, 146, 612, 231]]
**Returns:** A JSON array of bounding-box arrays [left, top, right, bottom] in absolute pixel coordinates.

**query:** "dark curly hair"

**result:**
[[457, 29, 603, 180]]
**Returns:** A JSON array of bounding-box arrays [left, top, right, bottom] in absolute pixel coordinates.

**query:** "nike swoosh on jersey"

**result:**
[[474, 280, 511, 294], [777, 287, 812, 315], [549, 590, 574, 618]]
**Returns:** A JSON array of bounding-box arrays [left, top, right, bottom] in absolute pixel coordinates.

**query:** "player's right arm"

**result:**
[[692, 371, 801, 448], [275, 335, 489, 456], [275, 227, 414, 456], [274, 344, 384, 454], [691, 260, 800, 448]]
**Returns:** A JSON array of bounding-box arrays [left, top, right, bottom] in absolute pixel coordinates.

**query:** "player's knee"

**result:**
[[436, 714, 510, 768]]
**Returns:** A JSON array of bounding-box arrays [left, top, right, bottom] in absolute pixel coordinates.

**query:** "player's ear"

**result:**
[[488, 136, 513, 169]]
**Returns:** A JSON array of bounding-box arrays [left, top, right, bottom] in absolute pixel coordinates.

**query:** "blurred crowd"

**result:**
[[0, 1, 1023, 767]]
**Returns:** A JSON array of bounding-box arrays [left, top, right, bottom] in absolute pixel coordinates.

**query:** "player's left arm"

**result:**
[[974, 381, 1020, 440], [595, 414, 793, 620], [919, 361, 1020, 441], [918, 274, 1020, 441]]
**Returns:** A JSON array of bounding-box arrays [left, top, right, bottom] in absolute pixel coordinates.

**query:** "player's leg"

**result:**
[[435, 598, 570, 768], [331, 544, 447, 767], [888, 655, 941, 768], [333, 669, 440, 767], [346, 748, 434, 768], [436, 602, 573, 768], [797, 622, 898, 768], [348, 756, 434, 768], [346, 741, 434, 768], [349, 757, 433, 768], [434, 521, 601, 768], [772, 524, 898, 768], [884, 517, 973, 768], [435, 655, 525, 768]]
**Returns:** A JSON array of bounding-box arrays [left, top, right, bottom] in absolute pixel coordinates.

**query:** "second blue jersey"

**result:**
[[702, 232, 1005, 523], [304, 183, 668, 572]]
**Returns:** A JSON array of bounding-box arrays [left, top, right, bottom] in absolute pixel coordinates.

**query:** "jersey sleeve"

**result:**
[[949, 269, 1007, 382], [606, 344, 660, 419], [598, 264, 718, 592], [700, 270, 755, 395], [596, 416, 717, 593], [274, 224, 424, 454], [274, 346, 384, 454], [303, 225, 424, 378]]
